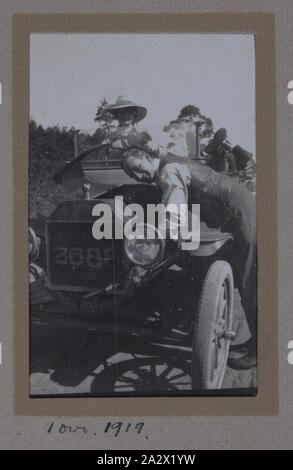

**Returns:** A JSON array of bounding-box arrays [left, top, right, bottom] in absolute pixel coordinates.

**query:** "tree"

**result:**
[[164, 105, 214, 140], [163, 105, 214, 156], [29, 119, 75, 217], [178, 105, 200, 120], [94, 97, 117, 141]]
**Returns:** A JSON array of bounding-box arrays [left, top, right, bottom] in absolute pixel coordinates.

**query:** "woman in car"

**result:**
[[105, 96, 167, 158]]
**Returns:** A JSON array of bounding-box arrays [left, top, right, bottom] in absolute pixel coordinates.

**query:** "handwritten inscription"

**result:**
[[47, 420, 147, 438], [47, 422, 88, 434], [104, 421, 144, 437]]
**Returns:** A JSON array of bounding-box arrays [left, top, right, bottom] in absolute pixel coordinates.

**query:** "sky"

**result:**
[[30, 33, 255, 153]]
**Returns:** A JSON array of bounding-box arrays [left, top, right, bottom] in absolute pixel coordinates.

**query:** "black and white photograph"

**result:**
[[29, 32, 257, 397]]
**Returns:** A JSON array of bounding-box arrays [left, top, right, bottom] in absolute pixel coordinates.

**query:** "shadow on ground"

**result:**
[[30, 324, 256, 396]]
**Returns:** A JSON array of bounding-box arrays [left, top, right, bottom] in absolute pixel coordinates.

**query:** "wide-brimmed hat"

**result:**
[[106, 96, 147, 122]]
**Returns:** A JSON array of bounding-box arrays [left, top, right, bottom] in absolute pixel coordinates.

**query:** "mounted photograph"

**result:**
[[28, 32, 257, 397]]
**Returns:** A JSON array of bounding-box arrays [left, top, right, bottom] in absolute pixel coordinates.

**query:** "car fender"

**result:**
[[188, 232, 233, 257]]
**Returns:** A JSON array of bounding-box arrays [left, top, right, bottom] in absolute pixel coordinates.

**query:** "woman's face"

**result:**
[[116, 108, 136, 126]]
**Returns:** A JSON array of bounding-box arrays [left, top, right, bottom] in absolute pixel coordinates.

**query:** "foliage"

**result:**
[[94, 97, 117, 141], [29, 107, 118, 217], [164, 104, 214, 140], [29, 120, 77, 217]]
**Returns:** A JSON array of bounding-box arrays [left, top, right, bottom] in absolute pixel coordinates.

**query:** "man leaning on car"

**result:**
[[121, 148, 257, 370]]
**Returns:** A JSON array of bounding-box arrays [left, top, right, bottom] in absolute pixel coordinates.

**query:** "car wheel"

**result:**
[[191, 260, 234, 390], [90, 356, 191, 394]]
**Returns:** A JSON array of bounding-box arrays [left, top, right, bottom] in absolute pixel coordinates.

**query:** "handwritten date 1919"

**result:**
[[104, 421, 144, 437]]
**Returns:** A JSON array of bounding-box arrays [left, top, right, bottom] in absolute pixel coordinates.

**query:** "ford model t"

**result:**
[[30, 143, 238, 392]]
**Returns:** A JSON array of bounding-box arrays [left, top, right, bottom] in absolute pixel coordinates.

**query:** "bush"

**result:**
[[29, 120, 76, 217]]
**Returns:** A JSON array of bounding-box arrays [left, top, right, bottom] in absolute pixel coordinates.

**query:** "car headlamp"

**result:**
[[124, 223, 165, 267], [29, 226, 40, 261]]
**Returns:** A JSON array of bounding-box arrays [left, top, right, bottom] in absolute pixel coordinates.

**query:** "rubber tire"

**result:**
[[191, 260, 234, 390]]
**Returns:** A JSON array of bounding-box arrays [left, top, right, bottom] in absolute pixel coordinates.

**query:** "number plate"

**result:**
[[53, 246, 113, 270], [46, 222, 122, 290]]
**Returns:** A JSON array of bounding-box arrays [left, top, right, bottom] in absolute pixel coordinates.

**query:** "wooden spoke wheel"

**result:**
[[191, 261, 235, 390]]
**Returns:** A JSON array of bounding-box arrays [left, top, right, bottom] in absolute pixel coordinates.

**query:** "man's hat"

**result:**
[[106, 96, 147, 122]]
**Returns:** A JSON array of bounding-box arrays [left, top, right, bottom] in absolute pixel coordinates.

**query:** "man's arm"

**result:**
[[156, 163, 191, 240], [143, 139, 169, 158]]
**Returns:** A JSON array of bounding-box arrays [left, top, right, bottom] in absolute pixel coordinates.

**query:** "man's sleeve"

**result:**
[[157, 163, 191, 239]]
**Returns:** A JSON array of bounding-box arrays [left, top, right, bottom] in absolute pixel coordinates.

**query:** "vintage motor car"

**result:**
[[29, 143, 238, 391]]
